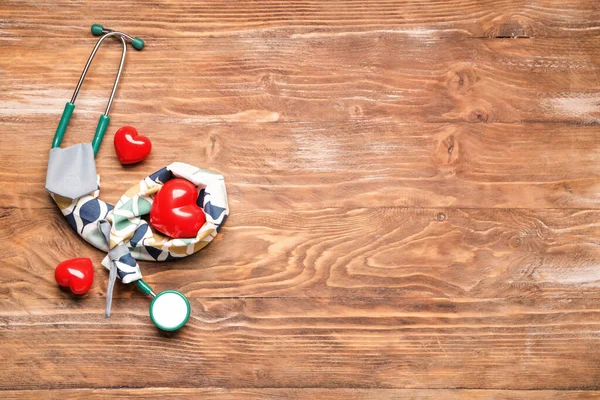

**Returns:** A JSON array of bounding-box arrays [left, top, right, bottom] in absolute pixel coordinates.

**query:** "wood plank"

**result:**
[[2, 2, 599, 394], [1, 0, 599, 38], [2, 388, 600, 400], [1, 207, 598, 300], [0, 120, 598, 210], [1, 297, 600, 390], [2, 36, 600, 125]]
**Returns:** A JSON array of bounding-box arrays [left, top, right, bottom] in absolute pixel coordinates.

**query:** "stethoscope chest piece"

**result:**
[[149, 290, 191, 331]]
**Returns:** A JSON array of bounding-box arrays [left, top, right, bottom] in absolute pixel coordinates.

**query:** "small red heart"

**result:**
[[150, 178, 206, 238], [114, 126, 152, 164], [55, 258, 94, 295]]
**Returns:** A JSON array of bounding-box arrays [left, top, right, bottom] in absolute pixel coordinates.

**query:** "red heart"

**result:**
[[55, 258, 94, 295], [150, 178, 206, 238], [114, 126, 152, 164]]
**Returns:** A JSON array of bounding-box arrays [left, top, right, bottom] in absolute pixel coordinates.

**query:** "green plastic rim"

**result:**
[[149, 290, 191, 331]]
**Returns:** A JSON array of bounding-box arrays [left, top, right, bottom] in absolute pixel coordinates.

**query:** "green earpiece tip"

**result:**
[[91, 24, 104, 36], [131, 37, 145, 50]]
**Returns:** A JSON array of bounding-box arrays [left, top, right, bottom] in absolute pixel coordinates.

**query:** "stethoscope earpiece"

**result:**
[[91, 24, 144, 50]]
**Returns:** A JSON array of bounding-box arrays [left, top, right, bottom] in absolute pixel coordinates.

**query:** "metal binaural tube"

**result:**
[[105, 36, 127, 115], [70, 31, 128, 117]]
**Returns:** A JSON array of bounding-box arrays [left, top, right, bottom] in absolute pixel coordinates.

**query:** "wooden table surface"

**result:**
[[1, 1, 600, 398]]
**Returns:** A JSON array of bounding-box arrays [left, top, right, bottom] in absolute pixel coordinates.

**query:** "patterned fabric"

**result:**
[[51, 161, 229, 293]]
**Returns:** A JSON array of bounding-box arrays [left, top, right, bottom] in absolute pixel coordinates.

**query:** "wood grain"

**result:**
[[1, 207, 599, 300], [2, 296, 600, 390], [2, 37, 600, 125], [4, 389, 600, 400], [1, 0, 599, 38], [1, 0, 600, 396], [1, 120, 599, 210]]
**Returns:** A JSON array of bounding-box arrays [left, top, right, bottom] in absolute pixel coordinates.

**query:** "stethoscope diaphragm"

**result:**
[[149, 290, 191, 331]]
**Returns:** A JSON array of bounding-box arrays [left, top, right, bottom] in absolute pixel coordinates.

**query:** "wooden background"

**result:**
[[1, 1, 599, 398]]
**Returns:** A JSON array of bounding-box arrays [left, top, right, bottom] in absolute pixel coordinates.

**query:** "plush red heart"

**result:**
[[114, 126, 152, 164], [150, 178, 206, 238], [55, 258, 94, 295]]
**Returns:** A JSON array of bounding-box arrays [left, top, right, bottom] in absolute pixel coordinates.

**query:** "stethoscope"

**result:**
[[52, 25, 191, 331]]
